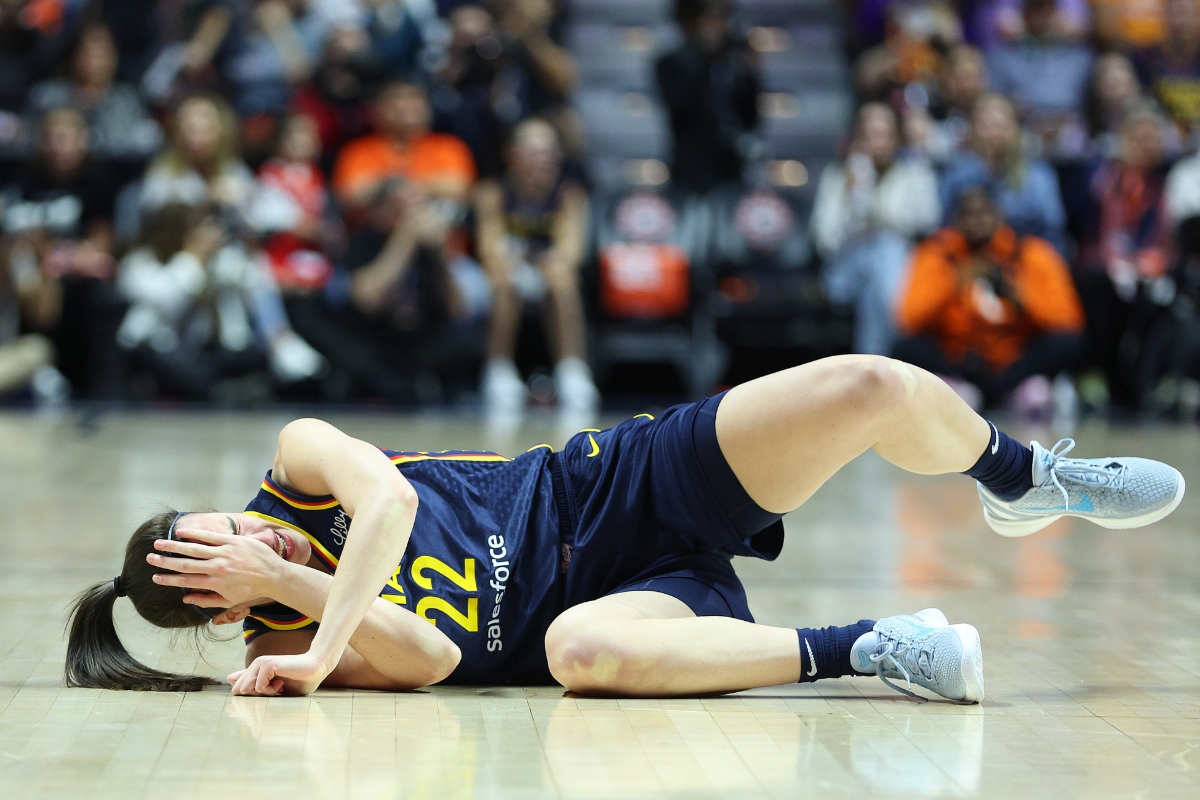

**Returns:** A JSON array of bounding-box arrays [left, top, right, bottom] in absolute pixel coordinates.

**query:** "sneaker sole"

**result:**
[[982, 471, 1186, 538], [952, 624, 985, 704]]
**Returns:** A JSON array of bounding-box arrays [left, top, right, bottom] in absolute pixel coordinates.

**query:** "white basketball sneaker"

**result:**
[[851, 608, 985, 704], [978, 439, 1185, 538]]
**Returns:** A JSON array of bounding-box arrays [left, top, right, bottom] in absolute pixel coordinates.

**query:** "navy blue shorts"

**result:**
[[555, 392, 785, 623]]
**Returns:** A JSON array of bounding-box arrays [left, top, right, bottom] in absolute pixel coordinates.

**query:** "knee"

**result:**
[[840, 355, 914, 410], [545, 617, 637, 694]]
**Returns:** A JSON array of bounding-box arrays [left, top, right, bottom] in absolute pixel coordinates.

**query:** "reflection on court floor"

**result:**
[[1, 411, 1197, 798]]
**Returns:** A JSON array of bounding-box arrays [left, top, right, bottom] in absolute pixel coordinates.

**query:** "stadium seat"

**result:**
[[573, 89, 670, 160], [706, 185, 848, 353], [759, 89, 851, 163], [565, 0, 673, 26], [733, 0, 840, 26], [566, 23, 683, 92], [588, 189, 727, 398], [756, 25, 848, 92]]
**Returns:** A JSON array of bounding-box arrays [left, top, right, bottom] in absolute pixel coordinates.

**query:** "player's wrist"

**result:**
[[260, 557, 300, 600]]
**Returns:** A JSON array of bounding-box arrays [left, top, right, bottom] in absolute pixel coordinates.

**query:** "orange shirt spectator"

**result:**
[[333, 131, 476, 204], [897, 219, 1083, 372], [332, 80, 476, 210], [1093, 0, 1168, 49]]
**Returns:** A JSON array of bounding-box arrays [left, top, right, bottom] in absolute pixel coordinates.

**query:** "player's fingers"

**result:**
[[154, 537, 221, 558], [234, 668, 260, 696], [173, 528, 238, 546], [254, 661, 276, 694], [147, 554, 215, 574], [227, 669, 244, 685], [268, 678, 284, 695], [182, 591, 231, 608], [151, 571, 215, 589]]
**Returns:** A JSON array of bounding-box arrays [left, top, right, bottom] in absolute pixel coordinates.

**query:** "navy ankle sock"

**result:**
[[796, 620, 876, 683], [964, 422, 1034, 501]]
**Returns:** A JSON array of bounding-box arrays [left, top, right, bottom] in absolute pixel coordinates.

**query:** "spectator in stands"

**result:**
[[326, 177, 483, 404], [141, 93, 326, 385], [25, 22, 162, 163], [1085, 52, 1147, 159], [1077, 105, 1172, 409], [854, 3, 961, 103], [963, 0, 1090, 50], [812, 102, 940, 356], [433, 4, 507, 176], [1092, 0, 1167, 51], [657, 0, 759, 194], [475, 117, 595, 412], [98, 0, 162, 82], [0, 205, 62, 401], [256, 112, 340, 294], [986, 0, 1093, 159], [894, 184, 1086, 413], [491, 0, 577, 113], [940, 93, 1067, 252], [360, 0, 426, 78], [2, 107, 123, 398], [0, 0, 63, 114], [114, 203, 269, 401], [194, 0, 332, 117], [290, 25, 380, 168], [434, 2, 571, 177], [1134, 0, 1200, 139], [332, 79, 477, 211], [908, 43, 989, 164]]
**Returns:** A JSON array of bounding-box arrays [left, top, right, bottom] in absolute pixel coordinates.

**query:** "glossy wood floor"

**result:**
[[1, 408, 1198, 799]]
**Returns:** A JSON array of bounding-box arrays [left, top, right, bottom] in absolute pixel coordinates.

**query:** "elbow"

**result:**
[[389, 484, 419, 517]]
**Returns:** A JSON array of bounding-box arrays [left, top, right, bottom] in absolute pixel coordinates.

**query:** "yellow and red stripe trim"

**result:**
[[388, 450, 509, 465], [260, 476, 340, 510], [245, 614, 316, 632], [245, 510, 340, 570]]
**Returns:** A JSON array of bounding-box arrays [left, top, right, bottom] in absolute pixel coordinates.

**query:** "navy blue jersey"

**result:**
[[242, 448, 567, 684], [240, 398, 786, 687]]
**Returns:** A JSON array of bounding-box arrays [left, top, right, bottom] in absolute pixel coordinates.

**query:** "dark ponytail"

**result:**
[[65, 510, 221, 692]]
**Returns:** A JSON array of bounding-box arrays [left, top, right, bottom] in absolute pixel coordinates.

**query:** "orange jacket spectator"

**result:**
[[897, 225, 1084, 371], [331, 81, 477, 209], [332, 131, 476, 205]]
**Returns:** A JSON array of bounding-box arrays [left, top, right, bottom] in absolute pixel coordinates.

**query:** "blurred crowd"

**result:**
[[829, 0, 1200, 417], [0, 0, 599, 412], [6, 0, 1200, 419]]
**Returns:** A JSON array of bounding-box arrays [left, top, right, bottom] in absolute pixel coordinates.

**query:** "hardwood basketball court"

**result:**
[[1, 410, 1197, 799]]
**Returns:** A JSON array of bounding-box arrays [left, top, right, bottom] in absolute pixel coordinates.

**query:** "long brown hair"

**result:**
[[154, 93, 241, 177], [64, 511, 222, 691]]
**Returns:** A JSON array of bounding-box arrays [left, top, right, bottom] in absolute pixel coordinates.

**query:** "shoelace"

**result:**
[[1039, 438, 1127, 512], [868, 634, 937, 700]]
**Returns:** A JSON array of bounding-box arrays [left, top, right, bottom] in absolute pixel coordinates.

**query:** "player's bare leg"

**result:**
[[546, 355, 1179, 701], [545, 592, 802, 696], [715, 354, 991, 513], [545, 593, 981, 701]]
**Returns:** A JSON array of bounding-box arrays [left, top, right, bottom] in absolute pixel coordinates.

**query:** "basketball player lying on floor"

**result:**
[[65, 356, 1185, 703]]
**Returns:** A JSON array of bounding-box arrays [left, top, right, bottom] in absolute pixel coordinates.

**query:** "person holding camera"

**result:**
[[892, 184, 1086, 413]]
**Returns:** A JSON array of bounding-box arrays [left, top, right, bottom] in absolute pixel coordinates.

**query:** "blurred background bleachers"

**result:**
[[5, 0, 1200, 421]]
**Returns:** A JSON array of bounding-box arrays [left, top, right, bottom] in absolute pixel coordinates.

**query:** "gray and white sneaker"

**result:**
[[851, 608, 985, 704], [978, 439, 1185, 538]]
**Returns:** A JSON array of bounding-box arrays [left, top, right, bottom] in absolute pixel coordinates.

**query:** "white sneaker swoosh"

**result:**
[[804, 638, 817, 677]]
